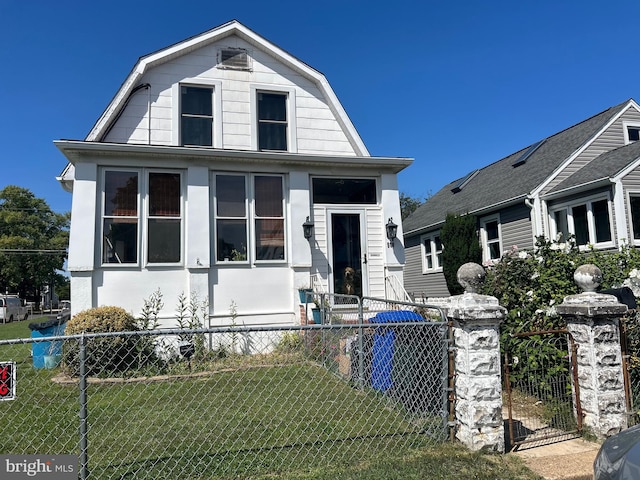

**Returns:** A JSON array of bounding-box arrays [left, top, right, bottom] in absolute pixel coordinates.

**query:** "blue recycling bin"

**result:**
[[29, 318, 67, 369], [370, 310, 423, 391]]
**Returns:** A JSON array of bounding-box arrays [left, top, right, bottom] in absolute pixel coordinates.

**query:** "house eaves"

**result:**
[[54, 140, 412, 173], [85, 20, 369, 157]]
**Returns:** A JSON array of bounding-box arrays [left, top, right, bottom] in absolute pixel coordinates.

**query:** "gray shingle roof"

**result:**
[[403, 100, 631, 235]]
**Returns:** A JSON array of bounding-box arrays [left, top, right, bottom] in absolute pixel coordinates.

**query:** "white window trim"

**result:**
[[250, 84, 297, 153], [626, 190, 640, 246], [420, 231, 442, 273], [100, 168, 185, 267], [213, 173, 287, 265], [172, 79, 223, 148], [548, 193, 615, 250], [480, 214, 502, 264], [623, 121, 640, 144]]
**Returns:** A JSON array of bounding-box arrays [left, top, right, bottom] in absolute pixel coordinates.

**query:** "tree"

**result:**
[[440, 213, 482, 295], [0, 186, 69, 307], [400, 192, 426, 220]]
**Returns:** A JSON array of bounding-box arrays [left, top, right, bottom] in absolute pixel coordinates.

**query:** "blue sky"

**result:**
[[1, 0, 639, 214]]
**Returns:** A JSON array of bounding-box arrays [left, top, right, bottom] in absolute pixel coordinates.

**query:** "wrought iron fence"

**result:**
[[621, 312, 640, 426], [0, 303, 449, 479]]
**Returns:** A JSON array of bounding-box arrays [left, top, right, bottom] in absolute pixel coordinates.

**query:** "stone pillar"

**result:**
[[556, 264, 628, 439], [448, 263, 507, 452]]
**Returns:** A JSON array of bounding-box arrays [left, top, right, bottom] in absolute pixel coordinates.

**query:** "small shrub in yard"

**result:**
[[63, 306, 142, 376]]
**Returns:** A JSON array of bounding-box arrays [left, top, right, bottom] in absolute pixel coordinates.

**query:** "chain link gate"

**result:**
[[503, 329, 582, 450], [0, 297, 451, 479]]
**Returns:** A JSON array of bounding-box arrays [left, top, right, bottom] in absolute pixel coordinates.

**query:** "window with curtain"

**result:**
[[148, 172, 182, 263], [103, 171, 139, 264]]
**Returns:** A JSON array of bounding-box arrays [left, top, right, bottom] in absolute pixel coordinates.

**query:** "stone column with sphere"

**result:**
[[446, 262, 507, 452], [556, 264, 628, 438]]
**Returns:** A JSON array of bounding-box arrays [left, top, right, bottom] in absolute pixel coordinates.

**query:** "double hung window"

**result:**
[[181, 86, 213, 146], [421, 232, 442, 272], [480, 216, 502, 262], [549, 195, 613, 248], [215, 174, 285, 263], [102, 170, 183, 265], [257, 92, 287, 151]]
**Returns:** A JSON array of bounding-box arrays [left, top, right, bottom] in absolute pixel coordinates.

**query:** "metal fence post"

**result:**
[[358, 297, 364, 390], [79, 333, 89, 480]]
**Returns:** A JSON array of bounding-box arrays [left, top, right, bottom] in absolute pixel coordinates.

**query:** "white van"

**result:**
[[0, 296, 29, 323]]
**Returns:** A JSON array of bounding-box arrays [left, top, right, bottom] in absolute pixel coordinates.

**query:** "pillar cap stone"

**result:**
[[457, 263, 486, 294], [574, 264, 602, 293]]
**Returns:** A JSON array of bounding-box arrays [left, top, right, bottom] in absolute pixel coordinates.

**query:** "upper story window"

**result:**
[[102, 169, 183, 265], [214, 174, 285, 263], [549, 194, 613, 248], [258, 92, 287, 151], [628, 194, 640, 245], [480, 215, 502, 263], [421, 232, 442, 273], [181, 86, 213, 146]]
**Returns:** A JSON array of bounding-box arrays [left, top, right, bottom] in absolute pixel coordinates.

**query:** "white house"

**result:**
[[55, 20, 411, 326]]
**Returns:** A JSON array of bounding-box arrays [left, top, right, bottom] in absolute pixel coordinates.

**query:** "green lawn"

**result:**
[[0, 321, 541, 480]]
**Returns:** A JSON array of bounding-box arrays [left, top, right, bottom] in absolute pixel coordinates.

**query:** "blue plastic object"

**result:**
[[370, 311, 423, 391], [29, 319, 66, 369]]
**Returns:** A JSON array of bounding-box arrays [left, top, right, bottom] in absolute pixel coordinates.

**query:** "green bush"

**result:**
[[441, 213, 482, 295], [63, 306, 141, 376]]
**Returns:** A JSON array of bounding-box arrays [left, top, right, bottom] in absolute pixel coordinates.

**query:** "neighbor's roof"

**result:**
[[403, 100, 633, 235]]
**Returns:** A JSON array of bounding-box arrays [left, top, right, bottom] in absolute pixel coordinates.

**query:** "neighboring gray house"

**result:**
[[403, 99, 640, 298]]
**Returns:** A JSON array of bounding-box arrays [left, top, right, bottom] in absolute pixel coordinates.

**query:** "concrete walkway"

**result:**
[[512, 438, 600, 480]]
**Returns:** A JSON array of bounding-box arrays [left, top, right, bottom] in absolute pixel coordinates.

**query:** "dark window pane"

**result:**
[[255, 176, 283, 217], [424, 239, 432, 254], [181, 87, 212, 116], [593, 199, 612, 243], [258, 93, 286, 121], [256, 219, 284, 260], [631, 196, 640, 240], [486, 221, 499, 241], [103, 219, 137, 263], [217, 219, 247, 261], [148, 219, 181, 263], [629, 127, 640, 142], [216, 176, 246, 217], [149, 173, 180, 216], [312, 178, 377, 204], [181, 117, 212, 146], [489, 242, 501, 260], [105, 171, 138, 216], [434, 236, 442, 251], [258, 123, 287, 151], [573, 204, 589, 245], [554, 210, 569, 240]]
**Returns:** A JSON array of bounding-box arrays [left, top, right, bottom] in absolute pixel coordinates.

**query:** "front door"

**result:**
[[329, 211, 367, 297]]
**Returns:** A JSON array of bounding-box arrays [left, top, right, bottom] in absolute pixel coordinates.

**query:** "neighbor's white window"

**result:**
[[549, 194, 613, 248], [102, 169, 183, 265], [480, 215, 502, 262], [214, 174, 286, 263], [624, 122, 640, 144], [628, 193, 640, 245], [421, 232, 443, 273]]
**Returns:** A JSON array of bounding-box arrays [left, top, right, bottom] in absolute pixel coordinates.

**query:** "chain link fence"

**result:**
[[0, 298, 449, 479]]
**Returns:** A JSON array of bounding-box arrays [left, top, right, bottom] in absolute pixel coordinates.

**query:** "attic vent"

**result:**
[[451, 169, 479, 193], [512, 138, 546, 167], [218, 48, 250, 70]]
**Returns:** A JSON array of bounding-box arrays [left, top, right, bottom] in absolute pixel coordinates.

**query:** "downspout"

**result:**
[[98, 83, 151, 142], [524, 196, 540, 242]]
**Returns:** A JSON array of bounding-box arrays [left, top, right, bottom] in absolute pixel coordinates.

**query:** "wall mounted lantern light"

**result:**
[[303, 216, 314, 239], [386, 217, 398, 247]]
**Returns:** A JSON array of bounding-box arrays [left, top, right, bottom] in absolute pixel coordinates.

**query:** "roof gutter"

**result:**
[[541, 178, 612, 201]]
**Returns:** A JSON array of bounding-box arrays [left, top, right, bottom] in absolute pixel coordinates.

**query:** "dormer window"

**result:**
[[180, 86, 213, 146], [629, 126, 640, 142], [258, 92, 288, 151]]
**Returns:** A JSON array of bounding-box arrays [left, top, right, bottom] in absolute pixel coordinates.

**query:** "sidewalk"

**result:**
[[512, 438, 600, 480]]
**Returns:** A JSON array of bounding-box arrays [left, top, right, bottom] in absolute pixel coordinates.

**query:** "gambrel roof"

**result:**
[[403, 99, 635, 235]]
